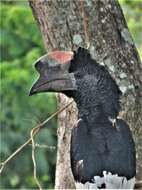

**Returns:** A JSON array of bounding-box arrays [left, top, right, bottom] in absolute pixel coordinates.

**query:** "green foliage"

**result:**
[[119, 0, 142, 58], [0, 2, 57, 189], [0, 4, 44, 61]]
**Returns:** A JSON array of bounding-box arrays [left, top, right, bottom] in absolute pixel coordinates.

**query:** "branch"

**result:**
[[30, 126, 43, 190], [0, 99, 74, 175]]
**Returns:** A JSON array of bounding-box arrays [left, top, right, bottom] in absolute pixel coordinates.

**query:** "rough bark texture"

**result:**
[[29, 0, 142, 188]]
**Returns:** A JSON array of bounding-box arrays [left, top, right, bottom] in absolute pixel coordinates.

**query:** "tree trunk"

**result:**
[[29, 0, 142, 189]]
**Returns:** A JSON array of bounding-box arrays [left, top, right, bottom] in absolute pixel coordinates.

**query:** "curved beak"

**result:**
[[29, 51, 77, 96]]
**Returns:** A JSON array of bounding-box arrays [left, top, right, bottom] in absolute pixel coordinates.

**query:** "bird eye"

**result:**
[[75, 71, 84, 78]]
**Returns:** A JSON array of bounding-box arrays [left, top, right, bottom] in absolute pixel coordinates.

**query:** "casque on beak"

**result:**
[[29, 51, 77, 96]]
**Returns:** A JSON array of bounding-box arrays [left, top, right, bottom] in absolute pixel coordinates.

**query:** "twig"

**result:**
[[28, 143, 56, 150], [30, 127, 43, 190], [0, 99, 74, 175]]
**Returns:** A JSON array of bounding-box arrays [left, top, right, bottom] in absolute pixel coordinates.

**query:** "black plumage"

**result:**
[[30, 47, 136, 187], [69, 48, 122, 120], [66, 48, 136, 183], [71, 119, 135, 183]]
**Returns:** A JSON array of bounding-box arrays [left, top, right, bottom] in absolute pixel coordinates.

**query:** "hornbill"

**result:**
[[30, 47, 136, 189]]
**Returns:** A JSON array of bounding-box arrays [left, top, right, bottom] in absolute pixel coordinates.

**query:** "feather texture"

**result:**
[[69, 48, 136, 188]]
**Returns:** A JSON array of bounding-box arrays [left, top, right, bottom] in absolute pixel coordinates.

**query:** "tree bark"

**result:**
[[29, 0, 142, 189]]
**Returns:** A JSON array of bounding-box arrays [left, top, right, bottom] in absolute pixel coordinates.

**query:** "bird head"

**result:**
[[30, 47, 121, 120], [29, 47, 92, 97]]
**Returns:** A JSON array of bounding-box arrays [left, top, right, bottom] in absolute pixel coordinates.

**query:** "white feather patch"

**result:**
[[75, 171, 135, 189]]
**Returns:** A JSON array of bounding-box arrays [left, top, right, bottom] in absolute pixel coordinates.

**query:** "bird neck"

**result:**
[[73, 91, 109, 127]]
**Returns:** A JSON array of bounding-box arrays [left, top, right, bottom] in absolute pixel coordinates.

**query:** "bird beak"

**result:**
[[29, 51, 77, 96]]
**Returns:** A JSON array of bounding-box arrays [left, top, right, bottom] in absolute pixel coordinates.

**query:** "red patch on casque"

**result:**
[[48, 51, 74, 64]]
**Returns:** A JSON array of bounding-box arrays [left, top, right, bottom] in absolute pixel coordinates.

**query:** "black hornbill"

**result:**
[[30, 47, 136, 189]]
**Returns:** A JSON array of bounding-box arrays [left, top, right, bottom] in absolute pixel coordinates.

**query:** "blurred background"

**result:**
[[0, 0, 142, 189]]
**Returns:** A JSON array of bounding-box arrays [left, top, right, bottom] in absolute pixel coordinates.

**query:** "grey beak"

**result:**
[[29, 51, 77, 96]]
